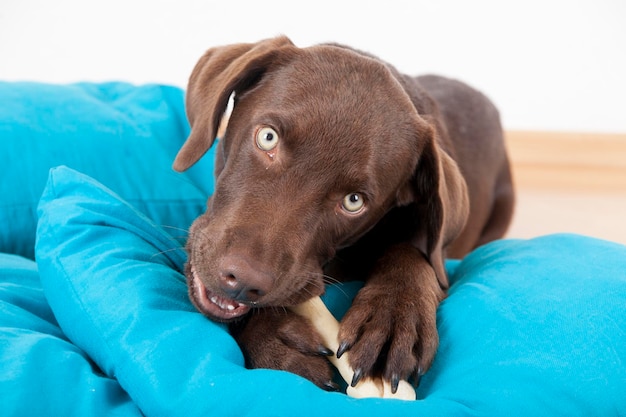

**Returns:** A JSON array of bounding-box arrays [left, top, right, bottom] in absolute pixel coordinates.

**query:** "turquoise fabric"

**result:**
[[0, 81, 215, 259], [25, 166, 626, 416], [0, 253, 142, 416]]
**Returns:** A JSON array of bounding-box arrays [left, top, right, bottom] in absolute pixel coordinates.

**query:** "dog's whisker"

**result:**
[[302, 271, 351, 300], [158, 226, 194, 242], [159, 224, 191, 234], [299, 270, 343, 288], [322, 282, 350, 300], [150, 247, 185, 259], [188, 226, 212, 241], [266, 305, 288, 317], [289, 270, 352, 301], [321, 274, 342, 286]]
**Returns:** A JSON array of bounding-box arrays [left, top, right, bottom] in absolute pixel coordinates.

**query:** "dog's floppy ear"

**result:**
[[411, 128, 469, 289], [173, 36, 296, 172]]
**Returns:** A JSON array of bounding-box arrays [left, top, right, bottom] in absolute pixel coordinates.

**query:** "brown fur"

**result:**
[[174, 36, 515, 391]]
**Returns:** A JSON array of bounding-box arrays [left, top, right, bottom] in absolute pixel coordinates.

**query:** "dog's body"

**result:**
[[174, 36, 514, 391]]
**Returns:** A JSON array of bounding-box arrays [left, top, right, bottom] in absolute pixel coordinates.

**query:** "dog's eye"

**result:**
[[341, 193, 365, 214], [255, 126, 279, 151]]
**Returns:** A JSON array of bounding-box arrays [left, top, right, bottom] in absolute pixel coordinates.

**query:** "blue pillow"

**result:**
[[33, 166, 626, 416], [0, 81, 215, 259], [0, 253, 142, 416]]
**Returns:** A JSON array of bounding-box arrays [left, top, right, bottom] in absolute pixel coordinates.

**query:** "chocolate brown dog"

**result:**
[[173, 36, 514, 392]]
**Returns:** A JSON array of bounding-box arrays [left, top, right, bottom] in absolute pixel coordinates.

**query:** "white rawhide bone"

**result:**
[[289, 296, 416, 400]]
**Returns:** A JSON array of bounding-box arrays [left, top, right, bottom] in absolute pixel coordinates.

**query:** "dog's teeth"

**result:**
[[209, 294, 239, 311]]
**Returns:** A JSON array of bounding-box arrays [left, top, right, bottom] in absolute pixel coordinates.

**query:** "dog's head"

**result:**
[[174, 36, 468, 322]]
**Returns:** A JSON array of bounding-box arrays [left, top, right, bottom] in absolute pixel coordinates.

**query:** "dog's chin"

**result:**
[[188, 267, 251, 323]]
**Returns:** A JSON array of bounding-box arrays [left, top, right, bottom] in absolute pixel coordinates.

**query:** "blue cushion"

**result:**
[[32, 166, 626, 416], [0, 81, 215, 259], [424, 237, 626, 415], [0, 253, 142, 416]]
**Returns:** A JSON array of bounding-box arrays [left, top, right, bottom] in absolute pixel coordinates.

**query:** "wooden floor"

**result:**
[[504, 131, 626, 246]]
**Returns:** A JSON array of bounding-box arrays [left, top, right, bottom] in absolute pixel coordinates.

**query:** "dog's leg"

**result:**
[[229, 307, 338, 391], [336, 243, 445, 390], [476, 160, 516, 247], [291, 296, 416, 399]]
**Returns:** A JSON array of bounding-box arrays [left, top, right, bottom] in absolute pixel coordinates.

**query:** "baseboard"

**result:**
[[505, 131, 626, 193]]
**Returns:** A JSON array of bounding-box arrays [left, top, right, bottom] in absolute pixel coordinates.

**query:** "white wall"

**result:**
[[1, 0, 625, 133]]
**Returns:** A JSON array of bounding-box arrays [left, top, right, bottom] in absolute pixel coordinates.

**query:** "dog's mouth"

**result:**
[[189, 266, 251, 322]]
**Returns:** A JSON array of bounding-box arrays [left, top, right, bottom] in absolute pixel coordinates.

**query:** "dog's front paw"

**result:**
[[337, 262, 444, 391], [231, 308, 338, 391]]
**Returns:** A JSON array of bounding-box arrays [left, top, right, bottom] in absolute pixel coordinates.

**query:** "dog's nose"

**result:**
[[218, 256, 273, 303]]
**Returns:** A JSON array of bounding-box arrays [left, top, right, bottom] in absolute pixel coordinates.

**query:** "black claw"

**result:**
[[317, 345, 334, 356], [412, 373, 421, 388], [336, 341, 350, 359], [350, 368, 363, 387], [390, 373, 400, 394], [412, 366, 424, 388], [323, 381, 340, 392]]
